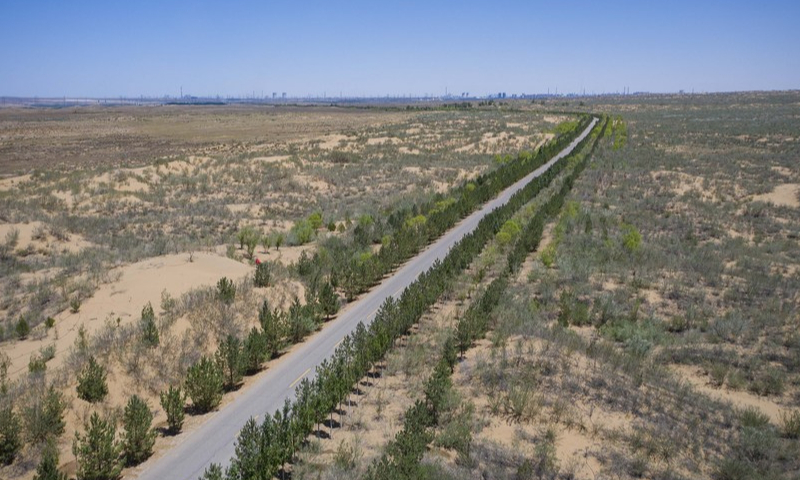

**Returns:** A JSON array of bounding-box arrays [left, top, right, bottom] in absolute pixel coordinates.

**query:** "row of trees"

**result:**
[[294, 115, 593, 301], [198, 116, 603, 480], [364, 115, 610, 479]]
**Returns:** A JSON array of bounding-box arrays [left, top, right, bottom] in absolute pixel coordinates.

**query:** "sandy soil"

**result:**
[[753, 183, 799, 208]]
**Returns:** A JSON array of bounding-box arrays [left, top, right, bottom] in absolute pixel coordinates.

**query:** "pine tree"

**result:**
[[140, 302, 159, 347], [185, 356, 223, 413], [242, 327, 268, 375], [216, 334, 244, 390], [73, 412, 121, 480], [33, 438, 68, 480], [121, 395, 156, 466], [0, 405, 21, 465], [24, 384, 66, 443], [159, 385, 185, 434], [319, 281, 339, 320], [76, 356, 108, 403]]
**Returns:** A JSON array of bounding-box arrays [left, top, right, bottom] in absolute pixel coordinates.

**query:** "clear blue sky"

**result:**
[[1, 0, 798, 97]]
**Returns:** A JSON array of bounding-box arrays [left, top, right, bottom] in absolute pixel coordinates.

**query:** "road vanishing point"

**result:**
[[134, 117, 597, 480]]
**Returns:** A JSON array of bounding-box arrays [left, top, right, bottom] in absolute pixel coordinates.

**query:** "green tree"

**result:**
[[216, 334, 244, 390], [319, 281, 339, 320], [200, 463, 223, 480], [73, 412, 122, 480], [76, 356, 108, 403], [34, 438, 68, 480], [159, 385, 185, 434], [496, 219, 521, 245], [185, 356, 223, 413], [24, 384, 66, 443], [261, 234, 272, 254], [121, 395, 156, 466], [140, 302, 159, 347], [0, 405, 21, 465], [307, 211, 324, 230], [258, 300, 284, 358], [243, 327, 268, 375], [274, 232, 284, 251]]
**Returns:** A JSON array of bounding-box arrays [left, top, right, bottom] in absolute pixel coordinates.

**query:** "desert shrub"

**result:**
[[73, 412, 122, 480], [540, 244, 556, 267], [215, 334, 244, 390], [45, 316, 56, 329], [159, 385, 186, 434], [237, 226, 260, 258], [714, 458, 754, 480], [496, 219, 521, 246], [216, 277, 236, 305], [621, 223, 642, 252], [739, 407, 770, 429], [140, 302, 159, 347], [780, 410, 800, 439], [0, 405, 21, 465], [76, 356, 108, 403], [185, 356, 223, 413], [24, 385, 66, 443], [307, 211, 324, 230], [749, 367, 785, 396], [327, 221, 337, 232], [253, 261, 271, 287], [121, 394, 156, 466], [70, 296, 82, 313], [29, 354, 47, 374], [333, 439, 362, 472], [33, 438, 68, 480], [291, 220, 315, 245]]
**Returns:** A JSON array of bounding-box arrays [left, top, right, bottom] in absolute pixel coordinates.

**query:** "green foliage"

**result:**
[[253, 261, 272, 287], [327, 221, 337, 232], [307, 211, 324, 231], [274, 232, 284, 250], [140, 302, 159, 347], [45, 316, 56, 329], [73, 412, 122, 480], [216, 334, 244, 390], [23, 385, 66, 443], [216, 277, 236, 305], [739, 406, 770, 429], [77, 356, 108, 403], [237, 226, 260, 259], [780, 410, 800, 439], [200, 463, 224, 480], [539, 243, 556, 267], [0, 405, 21, 465], [29, 354, 47, 374], [291, 220, 315, 245], [496, 219, 521, 246], [159, 385, 186, 434], [121, 395, 156, 466], [70, 296, 82, 313], [621, 223, 642, 253], [33, 439, 68, 480], [15, 315, 30, 339], [319, 281, 339, 319], [185, 356, 223, 413], [260, 234, 271, 253], [243, 327, 268, 375], [258, 300, 285, 358], [404, 214, 427, 230]]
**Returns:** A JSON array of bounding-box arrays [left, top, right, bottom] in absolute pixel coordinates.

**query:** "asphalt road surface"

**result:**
[[134, 117, 597, 480]]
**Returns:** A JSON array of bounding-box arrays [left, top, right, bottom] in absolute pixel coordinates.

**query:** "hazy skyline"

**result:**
[[1, 0, 798, 98]]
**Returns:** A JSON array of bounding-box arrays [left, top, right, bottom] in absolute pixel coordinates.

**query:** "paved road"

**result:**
[[134, 118, 597, 480]]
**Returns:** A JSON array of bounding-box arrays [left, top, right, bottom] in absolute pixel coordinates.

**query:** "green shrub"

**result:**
[[140, 302, 159, 347], [121, 395, 156, 466], [29, 354, 47, 374], [749, 367, 785, 396], [540, 244, 556, 267], [780, 410, 800, 439], [307, 211, 324, 230], [496, 219, 521, 245], [621, 223, 642, 252], [0, 406, 21, 465], [253, 261, 271, 287], [159, 385, 185, 434], [15, 316, 30, 339], [76, 356, 108, 403], [216, 277, 236, 305], [242, 327, 268, 375], [185, 356, 223, 413], [45, 316, 56, 330], [739, 407, 770, 429], [69, 296, 82, 314], [73, 412, 122, 480]]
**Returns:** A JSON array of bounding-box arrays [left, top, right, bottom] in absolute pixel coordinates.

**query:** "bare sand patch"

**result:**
[[671, 364, 785, 423], [0, 221, 92, 254], [753, 183, 799, 208], [3, 252, 252, 381], [0, 173, 32, 191]]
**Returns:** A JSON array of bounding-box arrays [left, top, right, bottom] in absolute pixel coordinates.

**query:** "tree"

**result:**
[[243, 328, 268, 375], [121, 395, 156, 466], [200, 463, 224, 480], [260, 234, 272, 254], [185, 356, 223, 413], [34, 439, 68, 480], [0, 405, 21, 465], [274, 233, 284, 251], [24, 384, 66, 443], [258, 300, 284, 358], [73, 412, 122, 480], [307, 211, 324, 231], [159, 385, 185, 434], [76, 356, 108, 403], [216, 334, 244, 390], [140, 302, 159, 347], [319, 281, 339, 320]]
